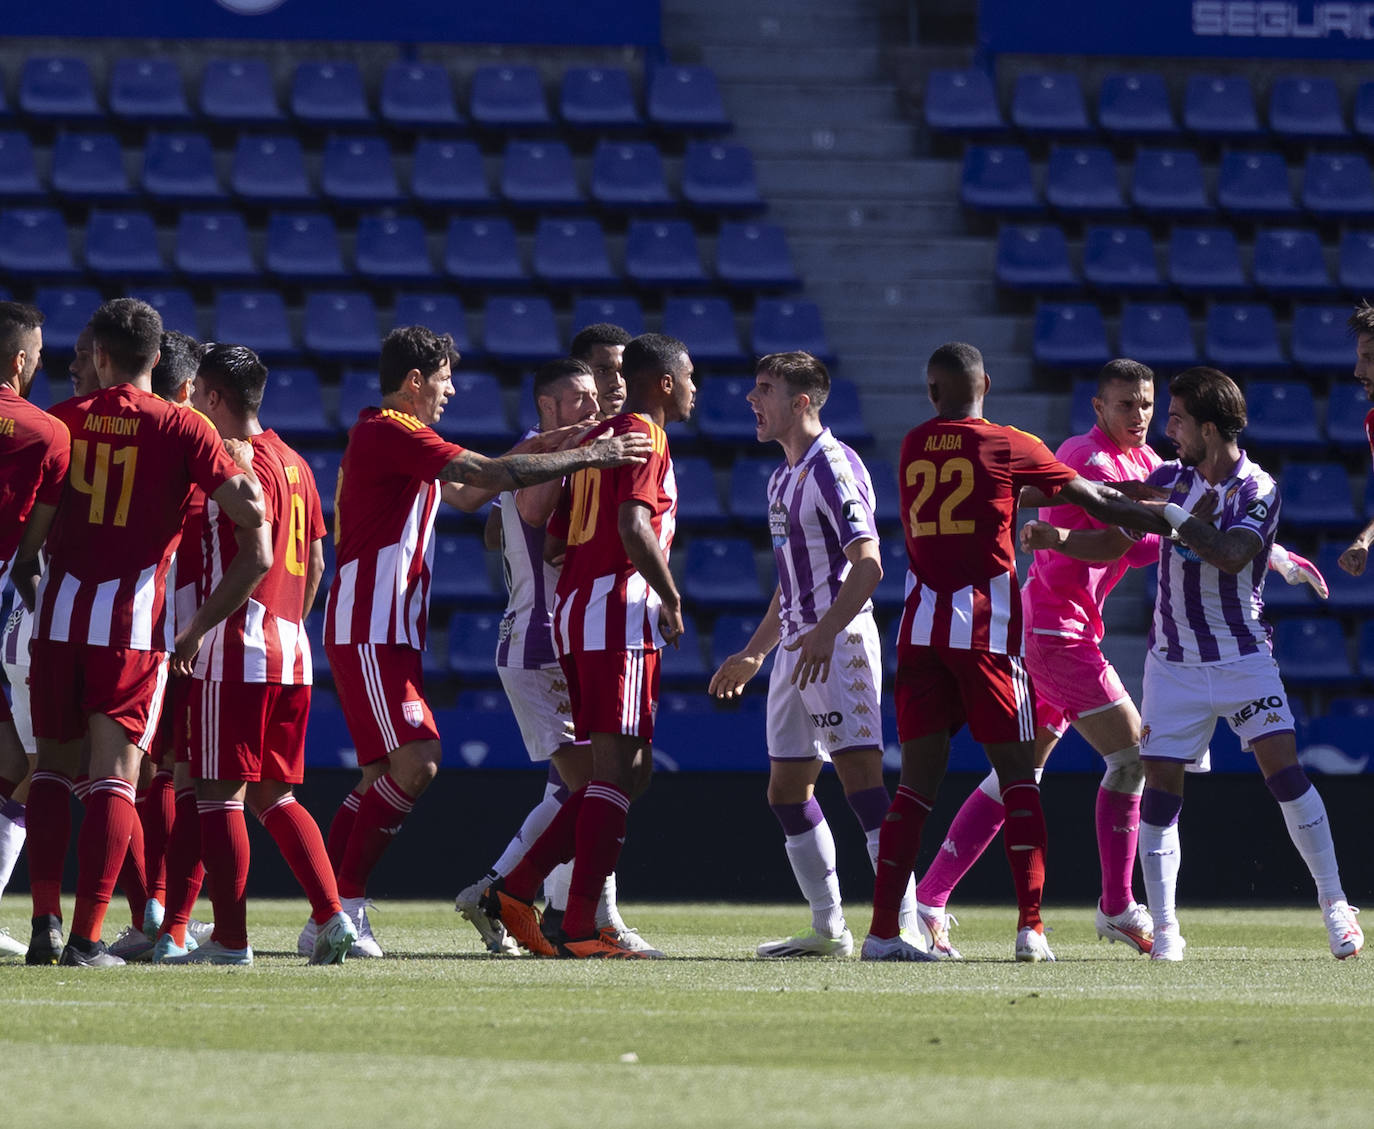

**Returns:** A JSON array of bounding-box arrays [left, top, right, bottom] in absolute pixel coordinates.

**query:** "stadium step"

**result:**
[[721, 82, 902, 123], [765, 197, 970, 238], [787, 235, 997, 281], [741, 121, 918, 160], [698, 45, 887, 84], [806, 278, 999, 318]]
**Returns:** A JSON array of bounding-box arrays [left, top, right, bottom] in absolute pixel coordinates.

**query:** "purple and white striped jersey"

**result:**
[[767, 428, 879, 642], [494, 458, 560, 671], [1146, 452, 1280, 665], [2, 601, 31, 668]]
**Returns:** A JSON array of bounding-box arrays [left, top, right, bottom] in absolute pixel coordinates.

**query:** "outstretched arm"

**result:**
[[1339, 515, 1374, 577], [708, 587, 782, 700], [439, 430, 651, 492], [1020, 520, 1133, 561]]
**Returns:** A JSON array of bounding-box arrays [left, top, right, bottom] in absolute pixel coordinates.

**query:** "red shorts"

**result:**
[[148, 674, 192, 765], [326, 641, 439, 765], [559, 648, 660, 742], [190, 679, 310, 783], [895, 643, 1037, 745], [29, 639, 169, 748]]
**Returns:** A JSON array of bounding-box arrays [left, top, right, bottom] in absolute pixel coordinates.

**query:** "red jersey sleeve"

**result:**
[[375, 409, 466, 482], [1007, 427, 1078, 498], [600, 415, 666, 511], [36, 415, 72, 504]]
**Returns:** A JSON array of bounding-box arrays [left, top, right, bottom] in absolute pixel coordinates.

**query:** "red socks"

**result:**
[[71, 778, 138, 943], [160, 786, 204, 948], [869, 785, 933, 939], [326, 790, 362, 874], [260, 794, 341, 925], [1001, 779, 1048, 932], [117, 807, 149, 929], [198, 799, 250, 950], [563, 783, 630, 939], [336, 775, 414, 900], [26, 772, 73, 919], [503, 785, 586, 902], [139, 771, 175, 905]]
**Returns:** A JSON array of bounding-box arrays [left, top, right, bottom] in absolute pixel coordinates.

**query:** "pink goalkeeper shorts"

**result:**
[[1023, 631, 1128, 738]]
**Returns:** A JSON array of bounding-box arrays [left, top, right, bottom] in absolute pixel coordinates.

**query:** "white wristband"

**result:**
[[1163, 502, 1190, 532]]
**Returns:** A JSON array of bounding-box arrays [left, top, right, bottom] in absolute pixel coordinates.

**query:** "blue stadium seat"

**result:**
[[960, 145, 1039, 214], [214, 290, 295, 358], [448, 613, 504, 678], [1302, 153, 1374, 220], [1330, 383, 1371, 449], [321, 137, 401, 205], [470, 65, 552, 129], [232, 135, 312, 203], [200, 59, 282, 123], [20, 57, 101, 120], [1322, 543, 1374, 612], [1203, 304, 1284, 371], [1118, 303, 1198, 367], [873, 537, 911, 610], [533, 217, 616, 287], [1097, 72, 1176, 137], [85, 210, 166, 278], [412, 139, 492, 208], [570, 297, 645, 339], [500, 140, 581, 209], [304, 292, 380, 360], [435, 370, 509, 445], [647, 65, 730, 132], [482, 296, 559, 363], [130, 287, 198, 337], [1082, 225, 1164, 293], [753, 299, 833, 362], [264, 367, 331, 440], [142, 132, 223, 202], [716, 222, 800, 289], [1217, 151, 1297, 218], [662, 297, 745, 366], [561, 66, 640, 130], [590, 141, 672, 210], [1168, 227, 1247, 295], [393, 293, 473, 357], [1292, 305, 1355, 371], [658, 614, 709, 685], [994, 224, 1076, 291], [1356, 625, 1374, 683], [681, 141, 764, 212], [431, 534, 500, 605], [1269, 77, 1347, 140], [625, 220, 707, 287], [682, 538, 761, 608], [1131, 149, 1211, 216], [355, 215, 434, 282], [1252, 229, 1335, 297], [444, 217, 525, 285], [1356, 82, 1374, 141], [823, 379, 873, 446], [694, 375, 757, 444], [380, 62, 461, 130], [291, 62, 371, 127], [1068, 377, 1098, 435], [1045, 146, 1127, 215], [1278, 463, 1356, 530], [709, 614, 775, 679], [34, 286, 102, 350], [672, 455, 726, 526], [175, 211, 255, 280], [1011, 73, 1090, 135], [1183, 75, 1262, 137], [1339, 230, 1374, 294], [0, 209, 78, 277], [304, 451, 343, 520], [1031, 303, 1109, 368], [0, 133, 42, 199], [110, 58, 190, 122], [1273, 618, 1355, 685], [1242, 380, 1321, 449], [337, 368, 380, 428], [51, 132, 133, 200], [265, 212, 346, 281], [924, 69, 1003, 135]]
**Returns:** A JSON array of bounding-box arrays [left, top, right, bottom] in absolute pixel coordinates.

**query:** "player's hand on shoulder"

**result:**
[[531, 421, 597, 452], [708, 651, 763, 699], [223, 437, 254, 473], [592, 430, 652, 466], [1339, 542, 1368, 577]]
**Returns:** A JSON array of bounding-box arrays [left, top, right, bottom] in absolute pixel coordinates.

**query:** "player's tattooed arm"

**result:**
[[440, 431, 652, 490], [1171, 520, 1264, 575], [1339, 515, 1374, 576]]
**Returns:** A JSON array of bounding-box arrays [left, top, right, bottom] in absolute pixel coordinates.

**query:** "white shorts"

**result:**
[[1139, 650, 1294, 766], [767, 613, 883, 762], [497, 664, 577, 762], [2, 659, 34, 754]]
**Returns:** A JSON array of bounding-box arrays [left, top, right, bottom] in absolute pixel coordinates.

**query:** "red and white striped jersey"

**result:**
[[196, 430, 325, 684], [169, 487, 206, 634], [34, 385, 240, 651], [0, 384, 70, 587], [548, 414, 676, 653], [897, 416, 1076, 655], [324, 407, 465, 651]]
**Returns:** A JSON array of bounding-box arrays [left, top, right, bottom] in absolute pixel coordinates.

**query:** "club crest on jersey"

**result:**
[[401, 700, 425, 728]]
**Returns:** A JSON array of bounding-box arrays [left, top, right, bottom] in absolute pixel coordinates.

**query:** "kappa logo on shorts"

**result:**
[[1265, 711, 1283, 725], [848, 678, 868, 692], [827, 732, 840, 745], [855, 725, 873, 739], [401, 700, 425, 728], [847, 632, 862, 644], [556, 702, 571, 716], [853, 701, 872, 716], [1229, 695, 1284, 728], [552, 680, 567, 692], [844, 655, 869, 670]]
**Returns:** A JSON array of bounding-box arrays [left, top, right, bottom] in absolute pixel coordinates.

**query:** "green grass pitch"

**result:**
[[0, 899, 1368, 1128]]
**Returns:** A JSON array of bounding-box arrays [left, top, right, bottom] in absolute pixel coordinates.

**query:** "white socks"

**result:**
[[1277, 787, 1346, 906], [1139, 820, 1181, 931], [785, 822, 845, 937]]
